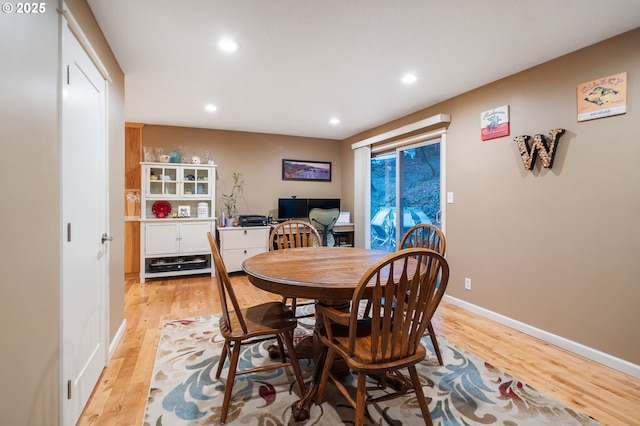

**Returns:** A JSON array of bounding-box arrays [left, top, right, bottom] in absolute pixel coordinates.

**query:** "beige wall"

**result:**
[[343, 28, 640, 366], [1, 3, 60, 424], [0, 0, 125, 424], [142, 125, 343, 218]]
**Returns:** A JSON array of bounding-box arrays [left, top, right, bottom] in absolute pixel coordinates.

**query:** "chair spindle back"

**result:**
[[269, 220, 321, 250], [400, 223, 446, 255], [349, 248, 449, 362]]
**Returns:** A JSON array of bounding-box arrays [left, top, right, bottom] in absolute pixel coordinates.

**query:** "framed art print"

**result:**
[[577, 72, 627, 122], [282, 159, 332, 182], [481, 105, 510, 141]]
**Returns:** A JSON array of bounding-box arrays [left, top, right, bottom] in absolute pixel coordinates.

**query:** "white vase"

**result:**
[[197, 202, 208, 218], [225, 218, 235, 227]]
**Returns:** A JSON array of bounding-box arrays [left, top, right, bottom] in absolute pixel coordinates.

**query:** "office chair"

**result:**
[[308, 208, 340, 247]]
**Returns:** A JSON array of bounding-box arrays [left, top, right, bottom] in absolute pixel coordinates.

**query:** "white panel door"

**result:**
[[60, 22, 108, 425]]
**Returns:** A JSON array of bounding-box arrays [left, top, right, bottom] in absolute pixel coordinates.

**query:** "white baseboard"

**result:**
[[108, 319, 127, 362], [443, 295, 640, 380]]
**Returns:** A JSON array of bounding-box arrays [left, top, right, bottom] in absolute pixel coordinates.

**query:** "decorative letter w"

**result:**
[[514, 129, 565, 170]]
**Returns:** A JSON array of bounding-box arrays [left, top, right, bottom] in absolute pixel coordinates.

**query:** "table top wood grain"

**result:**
[[242, 246, 396, 301]]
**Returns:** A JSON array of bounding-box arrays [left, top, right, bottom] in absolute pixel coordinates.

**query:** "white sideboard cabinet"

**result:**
[[216, 226, 270, 273], [139, 162, 217, 283]]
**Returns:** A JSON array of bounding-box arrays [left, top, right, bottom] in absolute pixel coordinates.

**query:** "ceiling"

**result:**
[[87, 0, 640, 140]]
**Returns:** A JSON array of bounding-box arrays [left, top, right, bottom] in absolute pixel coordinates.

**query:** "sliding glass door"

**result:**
[[370, 139, 442, 251], [370, 152, 396, 250]]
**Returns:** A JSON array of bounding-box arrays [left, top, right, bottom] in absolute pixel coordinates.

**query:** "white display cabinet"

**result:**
[[139, 162, 217, 283]]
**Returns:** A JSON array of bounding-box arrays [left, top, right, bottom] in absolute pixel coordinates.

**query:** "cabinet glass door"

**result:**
[[181, 167, 211, 197], [147, 165, 178, 197]]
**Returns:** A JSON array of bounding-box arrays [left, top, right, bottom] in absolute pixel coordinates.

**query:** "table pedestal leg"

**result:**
[[291, 343, 327, 421], [268, 301, 353, 421]]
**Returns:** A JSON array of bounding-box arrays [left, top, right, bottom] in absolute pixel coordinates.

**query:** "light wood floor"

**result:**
[[78, 274, 640, 425]]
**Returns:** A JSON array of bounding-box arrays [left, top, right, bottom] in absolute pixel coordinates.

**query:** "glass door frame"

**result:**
[[365, 129, 447, 249], [395, 137, 445, 246]]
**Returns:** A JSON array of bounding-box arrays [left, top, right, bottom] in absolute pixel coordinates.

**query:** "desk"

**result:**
[[269, 222, 354, 247], [242, 246, 397, 421], [333, 222, 354, 246]]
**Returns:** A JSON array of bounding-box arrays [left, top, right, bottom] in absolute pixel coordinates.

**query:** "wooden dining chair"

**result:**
[[206, 232, 306, 424], [364, 223, 447, 365], [399, 223, 446, 365], [268, 220, 321, 314], [316, 247, 449, 426], [399, 223, 446, 255], [269, 219, 321, 250]]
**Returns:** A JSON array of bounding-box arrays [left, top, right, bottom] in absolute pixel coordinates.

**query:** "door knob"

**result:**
[[101, 233, 113, 244]]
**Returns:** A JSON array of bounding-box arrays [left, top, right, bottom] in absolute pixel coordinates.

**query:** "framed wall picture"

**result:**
[[282, 159, 332, 182], [577, 72, 627, 122], [480, 105, 510, 141]]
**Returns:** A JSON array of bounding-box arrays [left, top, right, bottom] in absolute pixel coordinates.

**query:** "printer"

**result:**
[[239, 215, 268, 227]]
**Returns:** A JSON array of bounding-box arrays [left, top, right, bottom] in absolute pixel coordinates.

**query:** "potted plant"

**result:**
[[221, 172, 244, 226]]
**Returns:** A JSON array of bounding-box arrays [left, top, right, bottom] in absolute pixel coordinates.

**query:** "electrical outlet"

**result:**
[[464, 278, 471, 290]]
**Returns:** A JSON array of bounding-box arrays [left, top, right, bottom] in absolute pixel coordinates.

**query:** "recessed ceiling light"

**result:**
[[217, 37, 240, 53], [329, 117, 340, 125], [205, 104, 217, 112], [401, 73, 417, 84]]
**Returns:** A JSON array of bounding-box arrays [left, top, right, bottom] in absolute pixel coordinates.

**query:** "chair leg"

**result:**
[[315, 348, 334, 404], [220, 341, 242, 424], [427, 321, 443, 366], [407, 365, 433, 426], [282, 296, 298, 315], [275, 335, 287, 362], [355, 372, 367, 426], [280, 331, 306, 395], [363, 300, 372, 318], [215, 341, 229, 379]]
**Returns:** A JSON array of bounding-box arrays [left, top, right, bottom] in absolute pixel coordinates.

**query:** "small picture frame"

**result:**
[[177, 205, 191, 218], [282, 159, 332, 182], [577, 72, 627, 122], [480, 105, 510, 141]]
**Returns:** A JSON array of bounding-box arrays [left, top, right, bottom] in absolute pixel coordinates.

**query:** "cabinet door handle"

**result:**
[[244, 230, 247, 235], [243, 250, 247, 255]]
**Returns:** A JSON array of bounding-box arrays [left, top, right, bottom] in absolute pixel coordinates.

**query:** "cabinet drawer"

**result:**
[[220, 228, 268, 250], [223, 247, 266, 273]]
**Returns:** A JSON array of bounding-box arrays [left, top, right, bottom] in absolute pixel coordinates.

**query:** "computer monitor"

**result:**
[[307, 198, 340, 212], [277, 198, 308, 220]]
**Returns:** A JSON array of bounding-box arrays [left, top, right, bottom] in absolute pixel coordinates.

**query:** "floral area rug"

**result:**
[[142, 309, 600, 425]]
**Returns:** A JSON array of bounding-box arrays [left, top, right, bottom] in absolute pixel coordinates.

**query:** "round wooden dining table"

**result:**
[[242, 246, 399, 421], [243, 246, 393, 301]]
